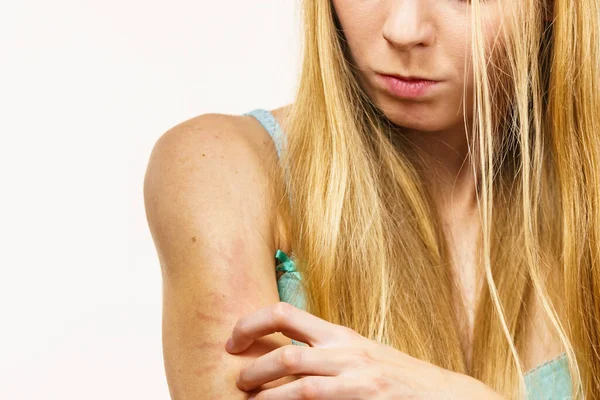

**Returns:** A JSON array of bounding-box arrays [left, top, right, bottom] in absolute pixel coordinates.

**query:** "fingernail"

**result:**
[[248, 395, 255, 400], [225, 337, 234, 352]]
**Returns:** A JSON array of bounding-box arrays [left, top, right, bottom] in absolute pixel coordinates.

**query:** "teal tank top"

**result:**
[[243, 108, 574, 399]]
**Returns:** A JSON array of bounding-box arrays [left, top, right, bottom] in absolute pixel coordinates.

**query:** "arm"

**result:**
[[144, 113, 293, 399]]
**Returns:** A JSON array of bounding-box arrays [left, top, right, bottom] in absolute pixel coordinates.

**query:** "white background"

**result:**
[[0, 1, 300, 398]]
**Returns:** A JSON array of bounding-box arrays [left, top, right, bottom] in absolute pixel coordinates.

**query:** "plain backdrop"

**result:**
[[0, 1, 301, 398]]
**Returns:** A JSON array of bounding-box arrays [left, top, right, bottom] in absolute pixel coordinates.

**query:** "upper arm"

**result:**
[[143, 113, 292, 399]]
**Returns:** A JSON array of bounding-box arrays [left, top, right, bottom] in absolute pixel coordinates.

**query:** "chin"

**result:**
[[379, 104, 456, 133]]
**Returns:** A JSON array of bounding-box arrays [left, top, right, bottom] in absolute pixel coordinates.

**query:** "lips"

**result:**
[[381, 73, 438, 83], [376, 73, 441, 99]]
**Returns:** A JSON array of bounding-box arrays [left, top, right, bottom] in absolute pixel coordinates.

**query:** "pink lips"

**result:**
[[377, 74, 440, 99]]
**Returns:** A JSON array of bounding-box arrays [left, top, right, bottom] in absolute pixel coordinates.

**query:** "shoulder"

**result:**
[[145, 109, 289, 186], [149, 112, 265, 163], [150, 107, 291, 168], [143, 109, 291, 265]]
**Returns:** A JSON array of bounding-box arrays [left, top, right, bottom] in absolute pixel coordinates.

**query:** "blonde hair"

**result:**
[[274, 0, 599, 397]]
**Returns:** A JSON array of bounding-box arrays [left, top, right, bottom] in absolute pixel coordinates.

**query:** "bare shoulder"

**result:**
[[153, 107, 291, 174], [148, 112, 271, 171], [143, 109, 291, 272]]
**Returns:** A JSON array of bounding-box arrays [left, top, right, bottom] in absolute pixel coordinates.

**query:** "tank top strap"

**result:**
[[243, 108, 288, 160]]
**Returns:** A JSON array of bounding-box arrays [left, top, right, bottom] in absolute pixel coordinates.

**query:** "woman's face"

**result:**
[[332, 0, 508, 133]]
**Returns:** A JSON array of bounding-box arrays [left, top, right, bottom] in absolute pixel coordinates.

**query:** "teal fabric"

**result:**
[[244, 108, 574, 399], [524, 352, 573, 399], [243, 108, 287, 159]]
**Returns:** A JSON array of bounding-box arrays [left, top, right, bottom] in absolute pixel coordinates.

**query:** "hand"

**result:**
[[225, 302, 504, 399]]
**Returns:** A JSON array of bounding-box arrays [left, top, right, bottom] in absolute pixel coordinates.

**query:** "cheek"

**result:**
[[445, 4, 506, 77], [445, 14, 505, 99], [331, 0, 381, 67]]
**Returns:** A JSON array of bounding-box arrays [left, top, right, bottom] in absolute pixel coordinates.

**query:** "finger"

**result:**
[[248, 375, 364, 400], [226, 302, 355, 353], [237, 345, 354, 392]]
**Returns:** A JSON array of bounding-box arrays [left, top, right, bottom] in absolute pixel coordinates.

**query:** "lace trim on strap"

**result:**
[[275, 249, 297, 273]]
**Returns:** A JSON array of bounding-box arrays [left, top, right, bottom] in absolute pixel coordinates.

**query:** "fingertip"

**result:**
[[225, 337, 234, 352]]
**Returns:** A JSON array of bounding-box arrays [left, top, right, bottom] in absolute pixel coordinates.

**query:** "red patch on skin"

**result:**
[[192, 361, 221, 377], [195, 309, 227, 324], [205, 291, 241, 315], [208, 236, 266, 306], [198, 235, 274, 347]]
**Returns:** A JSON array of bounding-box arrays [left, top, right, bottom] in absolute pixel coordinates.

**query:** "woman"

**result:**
[[144, 0, 599, 398]]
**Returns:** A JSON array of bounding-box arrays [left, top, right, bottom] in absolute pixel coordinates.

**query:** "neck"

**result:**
[[393, 121, 480, 222]]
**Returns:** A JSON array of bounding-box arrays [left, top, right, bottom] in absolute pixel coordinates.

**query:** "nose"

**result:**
[[382, 0, 436, 50]]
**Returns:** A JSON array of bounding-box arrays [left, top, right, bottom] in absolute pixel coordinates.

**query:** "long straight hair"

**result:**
[[273, 0, 599, 397]]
